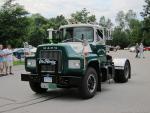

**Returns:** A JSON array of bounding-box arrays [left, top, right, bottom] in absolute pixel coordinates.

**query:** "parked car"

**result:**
[[124, 47, 129, 50], [30, 47, 37, 55], [13, 48, 25, 59], [144, 47, 150, 51], [114, 45, 120, 51], [124, 44, 134, 50], [129, 46, 135, 52], [13, 47, 37, 59]]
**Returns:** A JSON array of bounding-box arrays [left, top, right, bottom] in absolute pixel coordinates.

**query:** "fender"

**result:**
[[87, 58, 99, 64], [113, 58, 128, 70], [87, 58, 100, 70]]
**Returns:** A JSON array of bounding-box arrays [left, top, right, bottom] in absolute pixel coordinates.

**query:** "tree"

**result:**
[[112, 27, 129, 48], [125, 10, 136, 22], [48, 15, 68, 29], [125, 10, 143, 44], [27, 14, 48, 47], [125, 10, 137, 29], [99, 16, 106, 27], [141, 0, 150, 45], [141, 0, 150, 19], [128, 19, 143, 44], [69, 8, 96, 23], [88, 15, 96, 23], [113, 10, 143, 47], [27, 14, 67, 46], [106, 19, 113, 28], [0, 0, 29, 47], [115, 11, 125, 29], [99, 16, 113, 28]]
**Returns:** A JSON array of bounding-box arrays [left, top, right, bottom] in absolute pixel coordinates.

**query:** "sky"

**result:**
[[1, 0, 146, 22]]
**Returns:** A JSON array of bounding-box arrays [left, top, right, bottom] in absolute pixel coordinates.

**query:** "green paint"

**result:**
[[48, 83, 57, 89]]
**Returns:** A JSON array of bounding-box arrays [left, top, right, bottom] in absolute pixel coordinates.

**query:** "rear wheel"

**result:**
[[79, 67, 98, 99], [114, 60, 131, 83], [29, 81, 47, 93]]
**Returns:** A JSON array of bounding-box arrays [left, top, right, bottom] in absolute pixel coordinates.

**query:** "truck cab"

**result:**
[[21, 24, 131, 99]]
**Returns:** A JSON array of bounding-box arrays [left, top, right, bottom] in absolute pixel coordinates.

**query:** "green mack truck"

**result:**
[[21, 24, 131, 99]]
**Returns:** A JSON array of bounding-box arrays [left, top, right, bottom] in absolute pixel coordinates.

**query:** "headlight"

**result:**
[[27, 59, 36, 67], [68, 60, 80, 69]]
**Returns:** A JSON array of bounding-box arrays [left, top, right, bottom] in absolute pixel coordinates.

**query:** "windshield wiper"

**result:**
[[62, 38, 83, 42]]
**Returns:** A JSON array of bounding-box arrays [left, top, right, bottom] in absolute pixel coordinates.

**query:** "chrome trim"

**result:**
[[39, 50, 63, 73]]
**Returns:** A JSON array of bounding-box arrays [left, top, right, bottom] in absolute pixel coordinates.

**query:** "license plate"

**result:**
[[41, 83, 49, 88], [44, 77, 52, 83], [41, 83, 57, 89]]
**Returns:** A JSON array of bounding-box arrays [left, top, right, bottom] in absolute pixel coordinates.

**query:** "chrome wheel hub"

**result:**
[[87, 74, 96, 93]]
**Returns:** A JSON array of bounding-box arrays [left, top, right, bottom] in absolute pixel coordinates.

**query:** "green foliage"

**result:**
[[99, 16, 113, 28], [13, 60, 24, 65], [0, 0, 148, 48], [27, 14, 67, 47], [125, 10, 136, 22], [70, 8, 96, 23], [112, 27, 129, 48], [141, 0, 150, 18], [115, 11, 125, 29], [0, 0, 29, 47], [48, 15, 68, 29], [129, 19, 143, 44], [141, 0, 150, 46], [111, 10, 143, 48], [88, 15, 96, 23], [27, 14, 48, 47]]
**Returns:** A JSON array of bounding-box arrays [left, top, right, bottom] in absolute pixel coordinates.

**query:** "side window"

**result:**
[[65, 28, 73, 39], [96, 29, 103, 42]]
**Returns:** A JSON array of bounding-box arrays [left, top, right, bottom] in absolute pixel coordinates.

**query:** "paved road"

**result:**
[[0, 50, 150, 113]]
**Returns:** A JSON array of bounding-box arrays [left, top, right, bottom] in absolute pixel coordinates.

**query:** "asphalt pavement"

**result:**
[[0, 50, 150, 113]]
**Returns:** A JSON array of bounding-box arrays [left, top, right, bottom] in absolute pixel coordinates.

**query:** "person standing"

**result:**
[[0, 44, 4, 75], [139, 43, 145, 58], [135, 43, 139, 58], [3, 45, 14, 75]]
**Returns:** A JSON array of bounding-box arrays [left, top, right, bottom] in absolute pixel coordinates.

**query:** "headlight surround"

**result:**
[[27, 59, 36, 68], [68, 60, 80, 69]]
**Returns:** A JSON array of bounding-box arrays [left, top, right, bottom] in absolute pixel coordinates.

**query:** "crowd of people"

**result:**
[[135, 43, 145, 58], [0, 44, 13, 75]]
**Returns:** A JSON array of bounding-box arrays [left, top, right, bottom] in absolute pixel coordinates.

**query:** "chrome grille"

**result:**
[[40, 50, 62, 73]]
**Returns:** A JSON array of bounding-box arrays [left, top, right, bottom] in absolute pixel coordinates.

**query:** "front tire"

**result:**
[[79, 67, 98, 99], [29, 81, 47, 93], [114, 60, 131, 83]]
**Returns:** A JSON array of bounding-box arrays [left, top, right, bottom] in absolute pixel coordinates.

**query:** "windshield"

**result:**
[[60, 27, 94, 42]]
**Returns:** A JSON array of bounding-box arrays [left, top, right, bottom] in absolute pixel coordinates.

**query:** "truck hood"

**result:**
[[37, 42, 92, 58]]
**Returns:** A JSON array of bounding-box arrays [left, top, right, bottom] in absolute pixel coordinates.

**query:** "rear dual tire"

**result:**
[[114, 60, 131, 83]]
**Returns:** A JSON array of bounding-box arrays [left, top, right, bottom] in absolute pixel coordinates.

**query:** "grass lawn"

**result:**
[[13, 60, 24, 66]]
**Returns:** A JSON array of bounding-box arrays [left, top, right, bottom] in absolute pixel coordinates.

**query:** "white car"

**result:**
[[129, 46, 135, 52]]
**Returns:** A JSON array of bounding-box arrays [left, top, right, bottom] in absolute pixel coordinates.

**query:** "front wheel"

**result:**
[[79, 67, 98, 99], [114, 60, 131, 83], [29, 81, 47, 93]]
